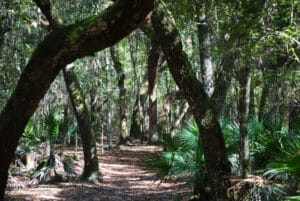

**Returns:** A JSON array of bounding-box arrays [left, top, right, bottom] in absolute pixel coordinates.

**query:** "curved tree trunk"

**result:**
[[110, 46, 130, 145], [152, 1, 231, 200], [63, 65, 100, 183], [0, 1, 155, 198]]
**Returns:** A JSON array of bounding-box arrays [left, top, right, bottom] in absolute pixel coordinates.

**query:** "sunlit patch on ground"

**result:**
[[6, 145, 192, 201]]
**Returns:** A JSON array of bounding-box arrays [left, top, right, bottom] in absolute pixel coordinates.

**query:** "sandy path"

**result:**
[[6, 145, 191, 201]]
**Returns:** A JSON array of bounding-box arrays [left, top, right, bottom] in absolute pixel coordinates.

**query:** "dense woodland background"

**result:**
[[0, 0, 300, 200]]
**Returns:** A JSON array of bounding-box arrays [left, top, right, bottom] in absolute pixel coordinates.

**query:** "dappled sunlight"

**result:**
[[6, 145, 192, 201]]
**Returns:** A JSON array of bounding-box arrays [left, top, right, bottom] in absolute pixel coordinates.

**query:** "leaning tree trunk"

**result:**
[[63, 65, 99, 183], [152, 1, 231, 200], [238, 66, 251, 178], [110, 46, 130, 145], [0, 1, 155, 198]]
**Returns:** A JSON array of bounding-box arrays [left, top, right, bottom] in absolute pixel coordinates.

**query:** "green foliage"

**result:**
[[286, 196, 300, 201], [220, 118, 240, 154], [251, 121, 291, 171], [143, 119, 295, 200], [31, 164, 52, 183], [142, 121, 204, 182], [42, 108, 64, 142], [249, 183, 286, 201], [20, 108, 65, 149], [264, 136, 300, 181], [21, 119, 47, 147]]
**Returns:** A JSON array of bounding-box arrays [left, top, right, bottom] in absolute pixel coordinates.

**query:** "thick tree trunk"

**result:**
[[130, 84, 148, 141], [238, 66, 251, 178], [110, 46, 130, 145], [63, 65, 99, 183], [147, 41, 160, 142], [152, 1, 231, 200], [0, 1, 154, 198]]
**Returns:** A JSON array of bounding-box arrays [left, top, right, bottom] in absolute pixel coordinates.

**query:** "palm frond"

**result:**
[[142, 153, 173, 178], [249, 183, 286, 201], [159, 130, 181, 152], [43, 108, 63, 141], [264, 137, 300, 181], [180, 121, 199, 151]]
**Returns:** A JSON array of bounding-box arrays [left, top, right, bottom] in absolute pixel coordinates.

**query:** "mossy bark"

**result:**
[[0, 0, 155, 198], [152, 1, 231, 200], [63, 66, 100, 183]]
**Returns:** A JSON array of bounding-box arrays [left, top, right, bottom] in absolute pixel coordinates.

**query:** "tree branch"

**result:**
[[0, 0, 155, 198]]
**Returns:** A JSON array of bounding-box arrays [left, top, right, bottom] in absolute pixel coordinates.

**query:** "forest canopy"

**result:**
[[0, 0, 299, 201]]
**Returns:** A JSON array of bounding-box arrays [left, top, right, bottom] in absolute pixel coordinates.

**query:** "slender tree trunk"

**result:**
[[289, 98, 300, 132], [238, 66, 251, 178], [110, 46, 130, 145], [105, 49, 113, 149], [152, 2, 231, 200], [170, 102, 189, 136], [197, 0, 214, 97], [61, 104, 69, 156], [249, 82, 256, 118], [0, 4, 12, 52], [212, 54, 236, 117], [258, 76, 270, 122], [63, 65, 100, 183], [0, 1, 154, 197]]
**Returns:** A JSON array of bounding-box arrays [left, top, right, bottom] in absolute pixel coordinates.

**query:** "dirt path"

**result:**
[[6, 145, 192, 201]]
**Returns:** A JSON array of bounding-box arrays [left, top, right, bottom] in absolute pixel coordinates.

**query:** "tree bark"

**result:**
[[258, 74, 270, 122], [0, 1, 155, 198], [152, 1, 231, 200], [33, 0, 63, 29], [147, 41, 160, 142], [197, 0, 214, 97], [130, 78, 148, 141], [63, 65, 100, 183], [110, 46, 130, 145], [211, 53, 236, 117], [238, 66, 251, 178]]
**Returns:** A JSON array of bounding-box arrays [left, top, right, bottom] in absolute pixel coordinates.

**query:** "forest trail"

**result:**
[[6, 145, 191, 201]]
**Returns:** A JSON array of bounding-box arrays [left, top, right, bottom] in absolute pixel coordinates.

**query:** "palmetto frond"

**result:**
[[180, 121, 199, 151], [264, 137, 300, 181], [43, 108, 63, 141], [142, 121, 204, 182]]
